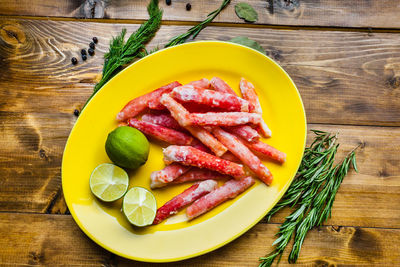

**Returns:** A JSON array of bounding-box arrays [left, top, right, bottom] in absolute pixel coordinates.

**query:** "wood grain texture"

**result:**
[[0, 213, 399, 266], [1, 19, 400, 125], [1, 110, 399, 228], [1, 0, 400, 29]]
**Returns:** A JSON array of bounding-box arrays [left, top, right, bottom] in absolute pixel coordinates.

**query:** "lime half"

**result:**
[[89, 163, 129, 202], [123, 187, 157, 227]]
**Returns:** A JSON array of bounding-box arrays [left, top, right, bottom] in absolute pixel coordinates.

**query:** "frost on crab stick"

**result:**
[[239, 78, 271, 137], [153, 179, 217, 225], [160, 94, 227, 156], [239, 138, 286, 164], [210, 77, 237, 95], [150, 163, 192, 189], [128, 118, 193, 145], [186, 176, 255, 220], [116, 81, 180, 121], [212, 127, 273, 185], [227, 125, 260, 143], [141, 113, 184, 132], [187, 78, 211, 89], [171, 86, 249, 112], [189, 112, 262, 126], [163, 145, 245, 178]]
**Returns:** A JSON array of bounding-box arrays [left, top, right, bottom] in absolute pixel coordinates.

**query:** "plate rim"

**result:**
[[62, 40, 307, 262]]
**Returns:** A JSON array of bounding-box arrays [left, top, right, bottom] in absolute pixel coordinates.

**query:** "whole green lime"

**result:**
[[105, 126, 149, 169]]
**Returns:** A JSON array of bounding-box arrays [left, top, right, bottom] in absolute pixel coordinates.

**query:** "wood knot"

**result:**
[[275, 0, 300, 12], [39, 148, 48, 160], [265, 47, 284, 62], [386, 76, 400, 89], [0, 24, 26, 46], [28, 251, 44, 264], [331, 225, 342, 232], [349, 227, 382, 260], [80, 0, 106, 19]]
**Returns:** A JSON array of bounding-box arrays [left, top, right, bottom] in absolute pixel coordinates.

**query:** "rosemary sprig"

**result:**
[[164, 0, 231, 47], [84, 0, 162, 108], [259, 131, 358, 267]]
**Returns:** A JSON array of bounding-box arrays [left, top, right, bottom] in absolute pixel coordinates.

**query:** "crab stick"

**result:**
[[189, 112, 262, 126], [141, 113, 184, 132], [153, 180, 217, 224], [239, 138, 286, 164], [186, 176, 255, 220], [227, 125, 260, 143], [150, 163, 191, 189], [239, 78, 271, 137], [210, 77, 237, 95], [212, 127, 273, 185], [128, 118, 193, 145], [187, 78, 210, 89], [117, 81, 180, 121], [163, 145, 245, 178], [171, 86, 249, 112]]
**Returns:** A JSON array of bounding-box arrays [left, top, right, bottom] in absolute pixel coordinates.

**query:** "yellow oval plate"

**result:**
[[62, 41, 306, 262]]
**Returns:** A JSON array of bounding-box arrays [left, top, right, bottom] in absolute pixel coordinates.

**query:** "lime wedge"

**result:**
[[89, 163, 129, 202], [123, 187, 157, 227]]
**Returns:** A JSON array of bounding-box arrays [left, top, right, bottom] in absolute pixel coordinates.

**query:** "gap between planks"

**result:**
[[2, 14, 400, 34]]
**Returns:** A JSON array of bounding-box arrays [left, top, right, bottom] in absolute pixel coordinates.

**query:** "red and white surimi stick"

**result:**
[[153, 180, 218, 224], [239, 78, 271, 137], [163, 145, 245, 178], [189, 112, 262, 126], [128, 118, 193, 145], [160, 94, 192, 126], [210, 77, 237, 95], [141, 113, 184, 132], [239, 138, 286, 164], [187, 78, 210, 89], [227, 125, 260, 143], [186, 176, 255, 220], [171, 86, 249, 112], [173, 168, 230, 184], [116, 81, 180, 121], [150, 163, 192, 189], [160, 94, 227, 156], [147, 81, 182, 110], [212, 127, 273, 185]]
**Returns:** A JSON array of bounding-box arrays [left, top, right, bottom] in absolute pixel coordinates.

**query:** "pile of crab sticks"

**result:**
[[116, 77, 286, 224]]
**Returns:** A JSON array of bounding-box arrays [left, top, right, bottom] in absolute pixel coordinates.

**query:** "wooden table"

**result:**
[[1, 0, 400, 266]]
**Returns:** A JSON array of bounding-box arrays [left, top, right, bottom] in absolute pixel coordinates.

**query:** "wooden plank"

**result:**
[[1, 109, 399, 228], [1, 0, 400, 29], [0, 213, 399, 266], [1, 19, 400, 126]]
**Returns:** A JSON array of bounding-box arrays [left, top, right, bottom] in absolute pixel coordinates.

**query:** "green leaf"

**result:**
[[229, 36, 265, 54], [235, 3, 258, 22]]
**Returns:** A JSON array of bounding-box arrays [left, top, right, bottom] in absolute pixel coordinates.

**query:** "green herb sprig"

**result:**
[[164, 0, 231, 47], [84, 0, 162, 108], [259, 130, 358, 267]]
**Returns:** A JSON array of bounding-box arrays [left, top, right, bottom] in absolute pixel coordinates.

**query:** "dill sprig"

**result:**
[[84, 0, 162, 108], [259, 130, 358, 267], [164, 0, 231, 47]]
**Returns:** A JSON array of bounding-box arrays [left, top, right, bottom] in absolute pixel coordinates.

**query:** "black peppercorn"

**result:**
[[81, 49, 87, 56], [88, 48, 95, 56], [82, 54, 87, 61], [92, 37, 98, 44], [166, 0, 171, 5], [186, 3, 191, 11], [89, 42, 95, 49], [71, 57, 78, 65], [74, 109, 80, 116]]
